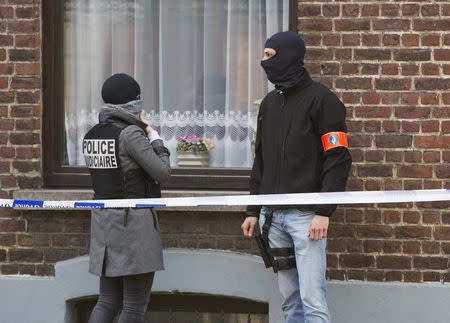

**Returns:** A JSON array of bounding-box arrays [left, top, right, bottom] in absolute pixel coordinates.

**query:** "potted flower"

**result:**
[[176, 135, 214, 167]]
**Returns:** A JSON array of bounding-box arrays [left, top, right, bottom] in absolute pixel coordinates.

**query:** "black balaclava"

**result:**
[[260, 31, 306, 90], [101, 73, 141, 105]]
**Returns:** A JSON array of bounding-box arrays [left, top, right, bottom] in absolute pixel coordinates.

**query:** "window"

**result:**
[[43, 0, 297, 189], [74, 293, 269, 322]]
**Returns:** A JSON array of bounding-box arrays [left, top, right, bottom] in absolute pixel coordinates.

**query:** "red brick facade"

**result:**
[[0, 1, 449, 282], [299, 0, 450, 282], [0, 0, 41, 198]]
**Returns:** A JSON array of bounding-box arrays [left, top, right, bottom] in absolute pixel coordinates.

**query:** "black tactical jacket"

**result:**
[[247, 72, 352, 217]]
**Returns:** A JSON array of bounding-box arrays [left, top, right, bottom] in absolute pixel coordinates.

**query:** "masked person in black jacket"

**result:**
[[241, 32, 352, 323], [84, 74, 171, 323]]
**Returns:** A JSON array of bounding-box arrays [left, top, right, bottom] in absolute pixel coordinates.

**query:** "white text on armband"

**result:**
[[82, 139, 118, 169]]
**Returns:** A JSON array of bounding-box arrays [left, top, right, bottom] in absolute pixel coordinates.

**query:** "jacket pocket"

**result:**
[[150, 208, 160, 231], [123, 208, 129, 227]]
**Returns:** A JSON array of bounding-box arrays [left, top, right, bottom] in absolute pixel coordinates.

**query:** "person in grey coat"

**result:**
[[83, 74, 171, 323]]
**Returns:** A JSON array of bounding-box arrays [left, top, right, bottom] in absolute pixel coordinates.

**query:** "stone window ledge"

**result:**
[[12, 189, 248, 212]]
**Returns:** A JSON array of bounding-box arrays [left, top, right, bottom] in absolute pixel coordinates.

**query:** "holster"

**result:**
[[255, 233, 273, 269], [254, 207, 297, 273]]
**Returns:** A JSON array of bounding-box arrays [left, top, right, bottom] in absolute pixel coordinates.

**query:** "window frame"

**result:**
[[42, 0, 298, 190]]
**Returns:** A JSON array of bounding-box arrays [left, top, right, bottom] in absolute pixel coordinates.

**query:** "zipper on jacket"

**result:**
[[279, 90, 295, 158], [282, 123, 292, 157], [279, 90, 287, 155], [276, 90, 287, 193], [278, 90, 286, 108]]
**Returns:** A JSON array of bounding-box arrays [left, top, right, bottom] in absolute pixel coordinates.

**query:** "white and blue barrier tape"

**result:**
[[1, 189, 449, 209]]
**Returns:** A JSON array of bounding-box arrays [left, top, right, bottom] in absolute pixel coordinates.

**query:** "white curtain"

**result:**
[[64, 0, 289, 168]]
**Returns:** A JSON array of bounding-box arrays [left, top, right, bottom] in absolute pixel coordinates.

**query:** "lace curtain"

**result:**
[[64, 0, 289, 168]]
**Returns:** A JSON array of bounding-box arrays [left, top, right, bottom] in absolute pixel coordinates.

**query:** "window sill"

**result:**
[[12, 189, 248, 212]]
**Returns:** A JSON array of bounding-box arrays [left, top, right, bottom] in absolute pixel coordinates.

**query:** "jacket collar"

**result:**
[[277, 69, 313, 95], [98, 104, 147, 131]]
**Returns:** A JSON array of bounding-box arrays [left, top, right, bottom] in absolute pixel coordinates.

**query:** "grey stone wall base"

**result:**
[[0, 249, 449, 323], [328, 280, 450, 323], [0, 249, 282, 323]]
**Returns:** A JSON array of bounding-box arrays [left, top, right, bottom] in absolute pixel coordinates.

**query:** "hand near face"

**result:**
[[140, 112, 154, 134]]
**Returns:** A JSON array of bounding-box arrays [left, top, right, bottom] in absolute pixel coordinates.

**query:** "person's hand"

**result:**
[[140, 112, 154, 134], [241, 216, 258, 237], [308, 215, 329, 240], [145, 125, 154, 135]]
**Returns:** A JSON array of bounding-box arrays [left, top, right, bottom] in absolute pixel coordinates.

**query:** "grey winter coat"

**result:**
[[88, 104, 170, 277]]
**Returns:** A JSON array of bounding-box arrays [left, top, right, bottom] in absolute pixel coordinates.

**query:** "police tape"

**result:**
[[1, 189, 449, 209]]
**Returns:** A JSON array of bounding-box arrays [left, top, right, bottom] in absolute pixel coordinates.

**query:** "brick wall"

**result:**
[[0, 209, 89, 275], [0, 0, 449, 282], [0, 0, 42, 199], [0, 210, 255, 276], [299, 0, 450, 282]]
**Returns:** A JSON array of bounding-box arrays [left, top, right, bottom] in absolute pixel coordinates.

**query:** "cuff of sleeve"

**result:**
[[313, 204, 336, 217], [148, 130, 162, 143], [246, 205, 261, 218], [153, 145, 170, 157]]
